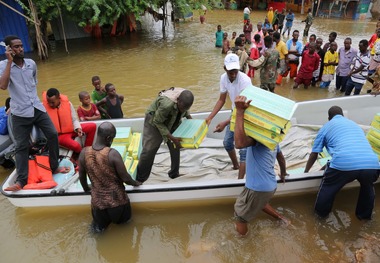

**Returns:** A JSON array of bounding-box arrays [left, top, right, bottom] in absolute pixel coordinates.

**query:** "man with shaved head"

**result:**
[[79, 122, 141, 233], [304, 106, 380, 220]]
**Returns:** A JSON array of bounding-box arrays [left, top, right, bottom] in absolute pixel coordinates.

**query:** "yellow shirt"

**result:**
[[229, 38, 236, 48], [267, 10, 274, 25], [323, 51, 339, 75], [276, 41, 288, 60]]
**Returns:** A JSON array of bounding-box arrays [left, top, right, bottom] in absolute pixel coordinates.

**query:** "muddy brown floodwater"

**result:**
[[1, 10, 380, 263]]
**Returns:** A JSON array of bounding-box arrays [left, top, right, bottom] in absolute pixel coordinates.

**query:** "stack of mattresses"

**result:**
[[110, 127, 142, 179], [230, 86, 296, 150], [111, 127, 132, 161], [124, 132, 142, 179], [172, 119, 208, 149], [366, 113, 380, 159]]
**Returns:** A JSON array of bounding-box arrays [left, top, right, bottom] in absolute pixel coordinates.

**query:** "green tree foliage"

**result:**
[[15, 0, 219, 27]]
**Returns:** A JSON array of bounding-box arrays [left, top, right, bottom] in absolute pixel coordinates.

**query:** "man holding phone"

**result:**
[[0, 35, 62, 191]]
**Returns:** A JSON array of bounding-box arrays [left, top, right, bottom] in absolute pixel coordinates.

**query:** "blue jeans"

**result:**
[[282, 25, 292, 36], [344, 78, 364, 95], [223, 124, 246, 162], [315, 167, 379, 219]]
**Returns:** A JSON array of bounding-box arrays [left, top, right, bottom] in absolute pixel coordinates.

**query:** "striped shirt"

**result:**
[[312, 115, 380, 171], [350, 51, 370, 84]]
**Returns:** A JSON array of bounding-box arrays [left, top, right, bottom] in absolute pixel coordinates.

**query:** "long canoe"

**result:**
[[1, 95, 379, 207]]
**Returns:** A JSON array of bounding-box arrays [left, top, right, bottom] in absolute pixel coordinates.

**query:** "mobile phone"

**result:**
[[5, 45, 15, 57]]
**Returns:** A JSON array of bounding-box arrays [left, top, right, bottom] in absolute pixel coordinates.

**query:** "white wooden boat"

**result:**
[[1, 95, 379, 207]]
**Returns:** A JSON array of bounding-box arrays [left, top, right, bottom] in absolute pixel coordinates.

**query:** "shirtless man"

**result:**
[[79, 122, 141, 233]]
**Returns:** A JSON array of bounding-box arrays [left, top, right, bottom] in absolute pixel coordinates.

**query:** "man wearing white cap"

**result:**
[[205, 53, 252, 179]]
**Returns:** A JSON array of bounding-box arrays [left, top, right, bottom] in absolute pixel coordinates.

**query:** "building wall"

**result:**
[[0, 0, 31, 55], [316, 0, 371, 20]]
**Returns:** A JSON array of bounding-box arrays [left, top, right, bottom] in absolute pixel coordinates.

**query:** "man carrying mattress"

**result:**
[[136, 88, 194, 183], [233, 95, 289, 236], [304, 106, 380, 219]]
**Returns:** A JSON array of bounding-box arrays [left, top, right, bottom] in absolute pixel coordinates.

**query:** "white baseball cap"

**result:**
[[224, 53, 240, 71]]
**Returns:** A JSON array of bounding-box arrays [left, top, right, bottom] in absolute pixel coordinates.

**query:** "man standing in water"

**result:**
[[323, 32, 337, 53], [233, 96, 289, 236], [301, 8, 313, 37], [0, 35, 62, 191], [335, 37, 357, 92], [243, 6, 251, 24], [285, 30, 303, 79], [136, 88, 194, 183], [277, 9, 286, 34], [304, 106, 379, 219], [247, 36, 280, 92], [344, 40, 370, 95], [79, 122, 141, 233]]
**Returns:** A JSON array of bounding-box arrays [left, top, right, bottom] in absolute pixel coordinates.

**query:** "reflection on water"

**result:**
[[2, 188, 380, 262], [1, 10, 380, 263]]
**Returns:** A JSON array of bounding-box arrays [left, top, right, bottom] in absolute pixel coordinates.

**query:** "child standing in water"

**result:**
[[96, 83, 124, 119], [320, 42, 339, 89], [229, 32, 237, 49], [215, 25, 224, 48], [222, 32, 230, 54], [90, 76, 106, 104], [77, 91, 101, 121]]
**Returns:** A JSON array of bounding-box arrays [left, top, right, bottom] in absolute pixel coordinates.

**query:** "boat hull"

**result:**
[[2, 95, 380, 207]]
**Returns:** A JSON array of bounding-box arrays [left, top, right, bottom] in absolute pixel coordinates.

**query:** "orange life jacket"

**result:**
[[42, 92, 74, 134], [23, 155, 57, 190]]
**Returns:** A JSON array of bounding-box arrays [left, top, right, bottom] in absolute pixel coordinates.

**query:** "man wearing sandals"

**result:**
[[0, 35, 65, 191]]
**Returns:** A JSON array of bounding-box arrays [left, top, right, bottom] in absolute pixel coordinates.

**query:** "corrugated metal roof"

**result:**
[[0, 0, 31, 54]]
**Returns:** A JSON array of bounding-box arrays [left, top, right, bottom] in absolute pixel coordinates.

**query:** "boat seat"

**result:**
[[0, 115, 15, 164], [2, 114, 76, 162], [29, 120, 83, 159], [0, 134, 12, 155]]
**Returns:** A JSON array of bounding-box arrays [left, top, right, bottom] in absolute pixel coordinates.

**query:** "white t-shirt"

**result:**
[[244, 7, 250, 15], [220, 72, 252, 108]]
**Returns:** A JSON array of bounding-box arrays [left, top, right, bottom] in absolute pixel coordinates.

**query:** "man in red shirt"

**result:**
[[293, 42, 320, 89]]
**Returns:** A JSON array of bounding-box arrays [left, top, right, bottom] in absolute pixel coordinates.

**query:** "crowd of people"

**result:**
[[215, 7, 380, 95], [2, 8, 380, 235], [213, 7, 380, 236]]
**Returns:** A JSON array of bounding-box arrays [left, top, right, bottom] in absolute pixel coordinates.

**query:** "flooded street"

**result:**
[[1, 9, 380, 262]]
